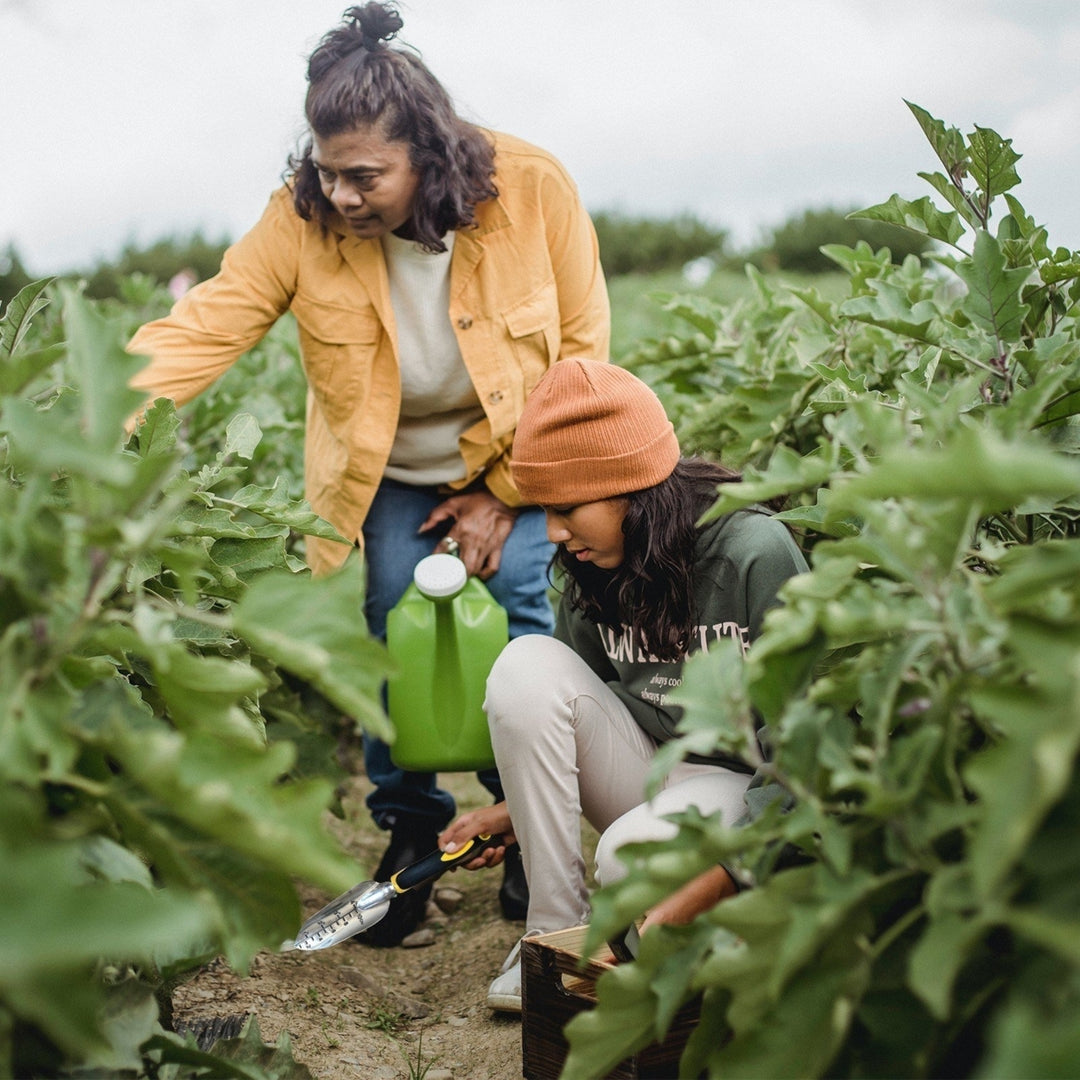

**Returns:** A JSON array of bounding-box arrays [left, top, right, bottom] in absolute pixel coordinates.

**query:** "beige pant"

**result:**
[[485, 635, 752, 935]]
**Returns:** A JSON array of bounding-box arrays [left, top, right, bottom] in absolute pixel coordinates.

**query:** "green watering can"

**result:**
[[385, 553, 508, 771]]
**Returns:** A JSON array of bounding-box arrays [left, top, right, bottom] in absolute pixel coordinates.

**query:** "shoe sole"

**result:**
[[486, 992, 522, 1014]]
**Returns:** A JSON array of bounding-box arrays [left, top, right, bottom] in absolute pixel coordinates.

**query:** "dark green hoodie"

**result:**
[[554, 506, 808, 771]]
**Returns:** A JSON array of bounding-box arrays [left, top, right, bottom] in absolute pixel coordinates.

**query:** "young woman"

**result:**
[[126, 2, 609, 945], [438, 359, 809, 1012]]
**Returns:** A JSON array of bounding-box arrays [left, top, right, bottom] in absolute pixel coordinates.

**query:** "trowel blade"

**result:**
[[291, 879, 394, 951]]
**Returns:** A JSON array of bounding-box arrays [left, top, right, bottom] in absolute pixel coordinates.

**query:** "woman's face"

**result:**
[[311, 124, 420, 239], [543, 498, 630, 570]]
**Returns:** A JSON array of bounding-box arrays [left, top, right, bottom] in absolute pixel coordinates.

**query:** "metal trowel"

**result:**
[[284, 834, 501, 951]]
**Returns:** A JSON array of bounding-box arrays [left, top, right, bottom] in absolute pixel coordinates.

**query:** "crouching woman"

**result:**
[[439, 359, 808, 1011]]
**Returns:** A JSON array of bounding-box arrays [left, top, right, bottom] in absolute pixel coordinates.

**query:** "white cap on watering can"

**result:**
[[413, 553, 468, 600]]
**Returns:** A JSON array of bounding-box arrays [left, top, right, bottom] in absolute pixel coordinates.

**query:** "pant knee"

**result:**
[[594, 831, 623, 886], [486, 635, 565, 714], [595, 810, 678, 887]]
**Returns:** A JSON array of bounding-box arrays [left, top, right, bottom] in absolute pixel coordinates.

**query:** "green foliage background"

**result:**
[[0, 200, 930, 313], [562, 103, 1080, 1079], [2, 100, 1079, 1079], [747, 204, 934, 273], [0, 280, 391, 1078], [589, 211, 728, 278]]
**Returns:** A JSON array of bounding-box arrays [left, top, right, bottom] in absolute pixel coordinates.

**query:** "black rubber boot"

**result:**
[[498, 842, 529, 921], [357, 816, 440, 947]]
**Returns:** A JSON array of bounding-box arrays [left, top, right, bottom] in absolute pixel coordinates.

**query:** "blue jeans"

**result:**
[[361, 477, 555, 832]]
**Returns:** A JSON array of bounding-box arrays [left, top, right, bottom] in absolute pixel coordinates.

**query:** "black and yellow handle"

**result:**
[[389, 834, 502, 894]]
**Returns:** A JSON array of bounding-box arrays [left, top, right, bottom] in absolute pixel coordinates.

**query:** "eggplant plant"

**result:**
[[0, 282, 392, 1078], [566, 103, 1080, 1079]]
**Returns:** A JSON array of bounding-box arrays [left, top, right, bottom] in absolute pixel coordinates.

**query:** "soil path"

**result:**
[[171, 770, 598, 1080]]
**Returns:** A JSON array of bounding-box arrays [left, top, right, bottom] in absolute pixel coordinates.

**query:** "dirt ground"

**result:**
[[171, 769, 599, 1080]]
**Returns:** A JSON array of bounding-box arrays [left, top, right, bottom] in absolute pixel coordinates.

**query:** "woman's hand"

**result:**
[[639, 865, 737, 934], [419, 490, 520, 580], [438, 802, 516, 870]]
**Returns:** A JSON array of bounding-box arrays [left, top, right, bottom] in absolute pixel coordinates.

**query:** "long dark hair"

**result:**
[[288, 2, 498, 252], [553, 458, 747, 662]]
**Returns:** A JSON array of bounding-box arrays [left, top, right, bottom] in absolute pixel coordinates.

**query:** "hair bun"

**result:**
[[344, 2, 403, 48]]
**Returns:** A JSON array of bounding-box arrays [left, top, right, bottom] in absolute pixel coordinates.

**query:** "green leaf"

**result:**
[[839, 278, 945, 340], [1002, 193, 1045, 242], [0, 664, 82, 782], [0, 341, 65, 397], [230, 479, 347, 541], [1001, 906, 1080, 965], [774, 498, 860, 539], [177, 501, 282, 541], [711, 940, 869, 1079], [828, 426, 1080, 518], [964, 634, 1080, 898], [79, 835, 155, 888], [665, 639, 760, 765], [58, 284, 148, 452], [788, 285, 839, 327], [152, 647, 268, 745], [917, 170, 981, 228], [3, 397, 138, 485], [174, 837, 303, 972], [688, 867, 876, 1078], [561, 955, 680, 1078], [851, 195, 965, 247], [85, 980, 160, 1074], [103, 727, 361, 901], [133, 397, 183, 458], [955, 230, 1031, 344], [746, 607, 827, 724], [199, 1015, 317, 1079], [906, 101, 968, 178], [981, 539, 1080, 611], [0, 844, 218, 1059], [234, 560, 394, 740], [656, 290, 726, 336], [699, 447, 835, 522], [146, 1015, 317, 1079], [4, 970, 113, 1067], [0, 277, 55, 358], [224, 412, 263, 460], [681, 370, 821, 467], [211, 536, 294, 584], [907, 909, 989, 1021], [980, 997, 1080, 1079], [1040, 259, 1080, 286], [968, 124, 1022, 204]]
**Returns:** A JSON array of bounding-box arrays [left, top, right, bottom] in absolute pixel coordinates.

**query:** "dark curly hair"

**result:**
[[288, 2, 497, 252], [552, 458, 749, 662]]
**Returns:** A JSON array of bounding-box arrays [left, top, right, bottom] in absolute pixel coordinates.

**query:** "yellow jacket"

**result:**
[[128, 131, 610, 575]]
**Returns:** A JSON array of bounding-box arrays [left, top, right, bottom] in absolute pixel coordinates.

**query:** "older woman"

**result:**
[[127, 2, 610, 946]]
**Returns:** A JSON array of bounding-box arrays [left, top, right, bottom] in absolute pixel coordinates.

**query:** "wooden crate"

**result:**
[[521, 926, 700, 1080]]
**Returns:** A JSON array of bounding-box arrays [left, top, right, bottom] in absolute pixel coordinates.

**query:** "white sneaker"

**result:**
[[486, 933, 538, 1013]]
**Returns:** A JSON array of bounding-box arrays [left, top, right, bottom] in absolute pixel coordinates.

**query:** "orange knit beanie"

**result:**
[[511, 359, 681, 505]]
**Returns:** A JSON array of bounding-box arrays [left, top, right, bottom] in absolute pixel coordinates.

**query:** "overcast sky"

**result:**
[[3, 0, 1078, 276]]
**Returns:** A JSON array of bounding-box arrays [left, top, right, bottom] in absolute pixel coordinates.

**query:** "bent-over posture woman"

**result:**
[[126, 3, 609, 945]]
